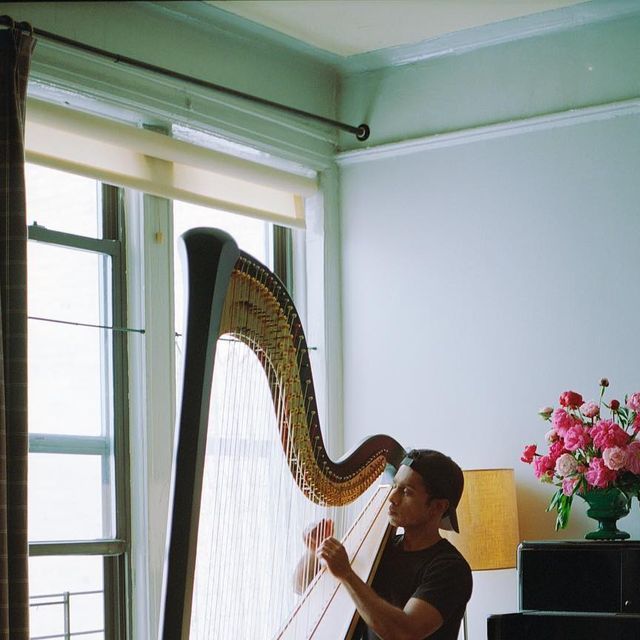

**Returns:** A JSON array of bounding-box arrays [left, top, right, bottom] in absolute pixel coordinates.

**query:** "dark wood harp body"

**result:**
[[159, 228, 405, 639]]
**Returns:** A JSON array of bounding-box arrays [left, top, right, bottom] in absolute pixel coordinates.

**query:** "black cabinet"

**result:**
[[518, 540, 640, 614], [488, 541, 640, 639], [488, 611, 640, 640]]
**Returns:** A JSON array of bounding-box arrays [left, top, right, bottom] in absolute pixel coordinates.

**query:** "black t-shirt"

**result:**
[[362, 536, 472, 640]]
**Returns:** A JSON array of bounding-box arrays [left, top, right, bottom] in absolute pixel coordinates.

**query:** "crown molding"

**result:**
[[151, 1, 640, 76], [339, 0, 640, 74], [336, 97, 640, 165]]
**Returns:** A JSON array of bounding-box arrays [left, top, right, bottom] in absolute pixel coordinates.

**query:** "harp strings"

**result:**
[[189, 256, 377, 639], [248, 256, 334, 634]]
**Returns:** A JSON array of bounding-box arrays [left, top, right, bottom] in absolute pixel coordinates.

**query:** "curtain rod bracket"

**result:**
[[356, 124, 370, 141]]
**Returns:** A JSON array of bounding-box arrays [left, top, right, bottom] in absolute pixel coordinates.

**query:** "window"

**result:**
[[25, 166, 293, 639], [24, 105, 310, 640], [26, 164, 129, 640]]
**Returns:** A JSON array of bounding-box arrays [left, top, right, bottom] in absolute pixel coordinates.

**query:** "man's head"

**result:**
[[400, 449, 464, 533]]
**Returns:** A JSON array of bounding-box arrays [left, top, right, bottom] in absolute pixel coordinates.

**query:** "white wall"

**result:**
[[338, 112, 640, 638]]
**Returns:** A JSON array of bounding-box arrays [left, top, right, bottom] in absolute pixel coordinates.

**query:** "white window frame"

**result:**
[[27, 183, 130, 640], [24, 86, 338, 640]]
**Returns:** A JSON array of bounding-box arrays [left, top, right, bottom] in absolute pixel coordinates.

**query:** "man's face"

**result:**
[[387, 465, 447, 529]]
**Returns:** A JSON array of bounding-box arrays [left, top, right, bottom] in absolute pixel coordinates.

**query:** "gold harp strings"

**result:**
[[269, 267, 317, 634], [270, 268, 319, 635], [257, 261, 307, 631], [250, 260, 311, 635]]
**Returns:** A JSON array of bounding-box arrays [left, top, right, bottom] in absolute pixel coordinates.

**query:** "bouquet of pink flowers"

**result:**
[[521, 379, 640, 529]]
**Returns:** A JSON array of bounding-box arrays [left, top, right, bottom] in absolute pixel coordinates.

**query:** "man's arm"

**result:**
[[317, 537, 443, 640]]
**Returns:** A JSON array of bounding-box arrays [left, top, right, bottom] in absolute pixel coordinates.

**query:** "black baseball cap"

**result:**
[[400, 449, 464, 533]]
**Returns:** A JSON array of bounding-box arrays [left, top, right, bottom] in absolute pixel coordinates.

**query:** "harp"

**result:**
[[159, 227, 405, 639]]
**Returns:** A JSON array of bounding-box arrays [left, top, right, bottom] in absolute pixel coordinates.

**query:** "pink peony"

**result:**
[[563, 425, 591, 452], [585, 458, 617, 489], [552, 408, 578, 437], [533, 455, 555, 480], [580, 401, 599, 419], [562, 476, 580, 496], [591, 419, 628, 450], [628, 392, 640, 412], [603, 446, 627, 471], [559, 390, 584, 409], [634, 415, 640, 434], [625, 441, 640, 474], [548, 440, 566, 461], [520, 444, 537, 464], [555, 453, 578, 477]]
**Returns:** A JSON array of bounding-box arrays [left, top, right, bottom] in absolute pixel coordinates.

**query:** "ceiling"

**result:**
[[207, 0, 586, 57]]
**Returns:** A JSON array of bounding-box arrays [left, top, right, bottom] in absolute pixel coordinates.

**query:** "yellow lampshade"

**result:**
[[442, 468, 520, 571]]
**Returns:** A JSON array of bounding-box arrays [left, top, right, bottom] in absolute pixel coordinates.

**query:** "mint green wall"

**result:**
[[4, 0, 336, 109], [3, 1, 340, 166], [339, 13, 640, 149], [337, 11, 640, 640]]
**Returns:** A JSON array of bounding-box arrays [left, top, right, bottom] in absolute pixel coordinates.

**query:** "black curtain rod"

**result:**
[[1, 15, 370, 141]]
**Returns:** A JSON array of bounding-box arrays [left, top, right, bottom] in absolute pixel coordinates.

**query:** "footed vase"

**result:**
[[580, 488, 631, 541]]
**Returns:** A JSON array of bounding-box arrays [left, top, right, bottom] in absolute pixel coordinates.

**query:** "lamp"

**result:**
[[441, 468, 520, 639]]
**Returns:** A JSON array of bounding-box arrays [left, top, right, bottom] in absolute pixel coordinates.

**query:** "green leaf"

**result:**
[[545, 490, 573, 530], [555, 493, 573, 530], [546, 490, 561, 512]]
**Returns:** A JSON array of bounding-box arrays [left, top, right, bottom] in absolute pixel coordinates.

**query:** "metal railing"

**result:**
[[29, 590, 104, 640]]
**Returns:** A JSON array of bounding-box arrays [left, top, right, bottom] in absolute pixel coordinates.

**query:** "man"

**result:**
[[297, 449, 472, 640]]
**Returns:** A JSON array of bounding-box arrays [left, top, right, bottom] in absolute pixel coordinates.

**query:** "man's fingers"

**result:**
[[304, 519, 335, 549], [316, 539, 351, 580], [317, 519, 334, 541], [316, 537, 341, 558], [322, 519, 334, 537]]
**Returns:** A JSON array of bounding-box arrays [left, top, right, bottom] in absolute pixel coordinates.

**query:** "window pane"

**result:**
[[28, 241, 110, 326], [28, 320, 107, 437], [26, 164, 100, 237], [30, 556, 104, 640], [29, 453, 107, 541]]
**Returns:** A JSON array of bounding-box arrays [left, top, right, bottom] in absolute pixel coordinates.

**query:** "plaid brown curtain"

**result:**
[[0, 21, 35, 640]]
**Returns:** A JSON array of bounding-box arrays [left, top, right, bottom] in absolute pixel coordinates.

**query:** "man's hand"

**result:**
[[316, 537, 353, 581], [303, 518, 334, 551], [294, 518, 334, 594]]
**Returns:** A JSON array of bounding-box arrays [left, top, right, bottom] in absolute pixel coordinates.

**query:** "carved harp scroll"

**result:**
[[159, 227, 405, 640]]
